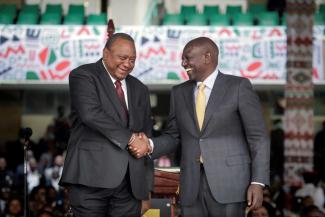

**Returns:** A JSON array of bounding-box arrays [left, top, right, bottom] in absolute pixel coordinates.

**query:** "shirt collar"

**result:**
[[102, 60, 127, 87], [196, 67, 219, 90]]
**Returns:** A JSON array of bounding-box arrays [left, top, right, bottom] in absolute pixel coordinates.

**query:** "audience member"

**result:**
[[44, 155, 63, 191], [300, 205, 325, 217], [0, 157, 14, 189], [1, 197, 23, 217], [295, 171, 325, 212], [314, 121, 325, 181], [29, 186, 47, 217], [269, 175, 286, 214], [0, 187, 11, 215], [53, 105, 70, 154], [270, 119, 284, 179], [248, 201, 276, 217], [5, 129, 27, 172]]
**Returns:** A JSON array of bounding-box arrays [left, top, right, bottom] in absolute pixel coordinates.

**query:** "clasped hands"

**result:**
[[128, 132, 151, 158]]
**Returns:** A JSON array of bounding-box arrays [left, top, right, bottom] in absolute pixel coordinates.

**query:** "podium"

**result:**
[[146, 167, 180, 217]]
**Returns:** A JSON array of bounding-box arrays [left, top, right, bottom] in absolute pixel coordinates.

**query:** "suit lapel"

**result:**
[[97, 60, 128, 124], [201, 72, 227, 132], [182, 81, 199, 131]]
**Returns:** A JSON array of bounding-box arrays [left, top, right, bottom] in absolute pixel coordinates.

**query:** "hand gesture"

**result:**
[[128, 133, 150, 158]]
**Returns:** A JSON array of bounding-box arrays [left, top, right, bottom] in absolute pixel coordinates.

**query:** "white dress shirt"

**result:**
[[194, 68, 218, 105], [102, 60, 129, 109]]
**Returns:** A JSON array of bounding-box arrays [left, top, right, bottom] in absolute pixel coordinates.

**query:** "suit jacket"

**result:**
[[152, 72, 270, 205], [60, 59, 153, 200]]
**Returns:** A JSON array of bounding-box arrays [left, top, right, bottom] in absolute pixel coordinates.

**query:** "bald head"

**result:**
[[184, 37, 219, 67]]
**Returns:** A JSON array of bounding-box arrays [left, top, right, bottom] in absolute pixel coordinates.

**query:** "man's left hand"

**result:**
[[245, 184, 263, 214]]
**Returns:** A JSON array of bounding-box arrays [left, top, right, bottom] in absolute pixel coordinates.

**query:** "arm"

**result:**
[[151, 89, 180, 159], [129, 88, 180, 159], [238, 78, 270, 185], [70, 69, 132, 150], [238, 78, 270, 211]]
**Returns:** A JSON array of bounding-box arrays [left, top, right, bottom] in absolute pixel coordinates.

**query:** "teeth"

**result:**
[[185, 68, 192, 72]]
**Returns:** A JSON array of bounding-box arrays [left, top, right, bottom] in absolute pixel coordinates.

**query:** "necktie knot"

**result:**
[[198, 83, 205, 91], [115, 80, 122, 88]]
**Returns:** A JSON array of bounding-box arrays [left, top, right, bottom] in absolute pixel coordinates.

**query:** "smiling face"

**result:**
[[103, 38, 136, 80], [182, 45, 209, 82], [181, 37, 218, 82]]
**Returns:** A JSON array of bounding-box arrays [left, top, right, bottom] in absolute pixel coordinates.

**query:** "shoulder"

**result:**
[[220, 72, 248, 83], [69, 61, 101, 78], [127, 75, 149, 92], [219, 72, 252, 88], [172, 80, 195, 92]]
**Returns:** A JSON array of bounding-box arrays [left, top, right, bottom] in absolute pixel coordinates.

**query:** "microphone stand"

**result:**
[[23, 135, 31, 217]]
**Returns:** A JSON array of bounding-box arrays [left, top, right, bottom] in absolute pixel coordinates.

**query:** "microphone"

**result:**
[[22, 127, 33, 140]]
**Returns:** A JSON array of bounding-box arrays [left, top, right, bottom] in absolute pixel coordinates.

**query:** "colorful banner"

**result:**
[[0, 25, 324, 83]]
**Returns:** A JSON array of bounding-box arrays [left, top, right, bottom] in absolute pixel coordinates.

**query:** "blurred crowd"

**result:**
[[0, 106, 70, 217], [0, 110, 325, 217]]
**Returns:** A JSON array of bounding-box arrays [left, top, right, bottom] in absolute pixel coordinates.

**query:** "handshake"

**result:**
[[128, 132, 151, 158]]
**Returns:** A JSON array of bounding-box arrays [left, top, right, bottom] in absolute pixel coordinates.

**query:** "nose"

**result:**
[[181, 59, 187, 68], [123, 59, 133, 68]]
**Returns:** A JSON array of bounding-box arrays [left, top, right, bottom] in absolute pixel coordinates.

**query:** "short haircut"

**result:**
[[185, 37, 219, 55], [105, 33, 134, 49], [184, 37, 219, 66]]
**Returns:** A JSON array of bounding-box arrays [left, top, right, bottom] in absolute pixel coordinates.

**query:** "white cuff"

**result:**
[[149, 139, 154, 153], [251, 182, 265, 187]]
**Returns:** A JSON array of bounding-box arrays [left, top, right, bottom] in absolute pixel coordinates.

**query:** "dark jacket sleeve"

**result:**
[[238, 78, 270, 185], [152, 88, 180, 159]]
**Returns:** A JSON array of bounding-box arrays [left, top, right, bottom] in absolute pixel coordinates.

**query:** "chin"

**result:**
[[118, 73, 129, 79], [188, 74, 194, 80]]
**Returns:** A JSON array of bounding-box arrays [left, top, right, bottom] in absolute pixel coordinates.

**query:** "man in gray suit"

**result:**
[[60, 33, 153, 217], [130, 37, 270, 217]]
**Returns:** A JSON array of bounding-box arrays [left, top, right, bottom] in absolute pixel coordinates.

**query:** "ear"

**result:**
[[204, 52, 211, 64], [103, 47, 110, 58]]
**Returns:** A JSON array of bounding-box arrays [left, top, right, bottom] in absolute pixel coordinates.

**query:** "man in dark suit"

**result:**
[[60, 33, 153, 217], [130, 37, 270, 217]]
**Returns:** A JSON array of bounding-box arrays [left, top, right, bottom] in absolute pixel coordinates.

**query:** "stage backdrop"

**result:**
[[0, 25, 324, 83]]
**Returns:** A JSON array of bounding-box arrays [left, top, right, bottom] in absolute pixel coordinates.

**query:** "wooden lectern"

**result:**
[[151, 168, 180, 217]]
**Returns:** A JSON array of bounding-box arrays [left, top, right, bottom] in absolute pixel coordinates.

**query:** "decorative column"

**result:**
[[284, 0, 315, 186]]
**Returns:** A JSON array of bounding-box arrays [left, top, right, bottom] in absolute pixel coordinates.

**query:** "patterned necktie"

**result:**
[[196, 83, 206, 130], [114, 80, 129, 121]]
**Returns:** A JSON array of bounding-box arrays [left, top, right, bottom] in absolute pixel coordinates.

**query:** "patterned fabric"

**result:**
[[284, 0, 315, 186]]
